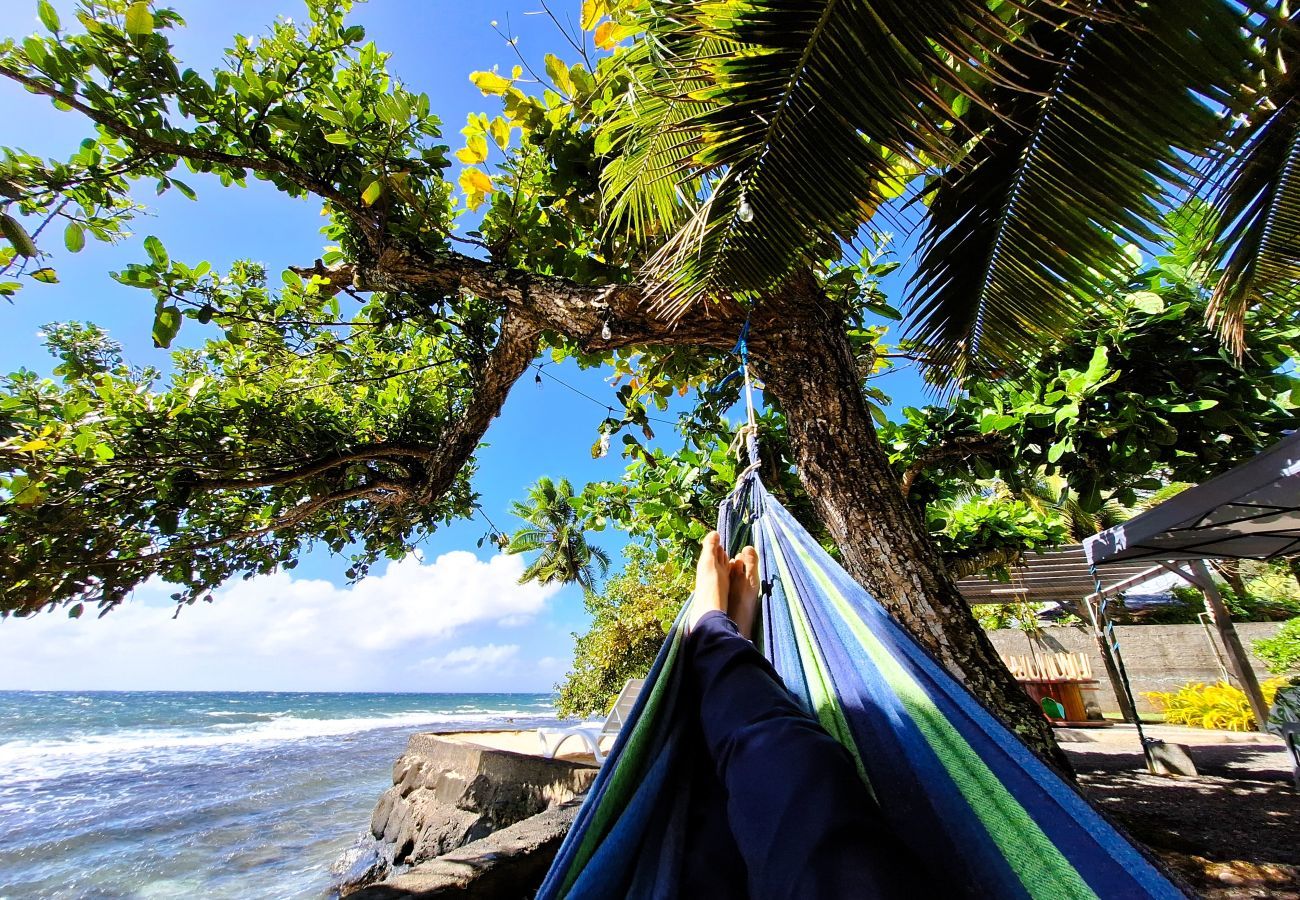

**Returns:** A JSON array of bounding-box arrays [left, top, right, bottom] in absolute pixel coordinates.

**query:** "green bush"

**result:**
[[1254, 617, 1300, 675]]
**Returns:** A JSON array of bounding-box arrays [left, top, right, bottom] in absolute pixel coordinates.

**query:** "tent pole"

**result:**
[[1077, 596, 1139, 723], [1184, 560, 1271, 733]]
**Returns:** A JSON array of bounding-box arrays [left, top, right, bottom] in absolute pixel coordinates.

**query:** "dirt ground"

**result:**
[[1063, 727, 1299, 898]]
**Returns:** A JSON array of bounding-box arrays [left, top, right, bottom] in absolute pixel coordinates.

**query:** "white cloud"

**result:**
[[414, 643, 520, 674], [0, 552, 563, 692]]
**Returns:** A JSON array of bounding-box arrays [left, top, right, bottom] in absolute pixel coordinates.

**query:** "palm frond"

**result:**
[[600, 23, 721, 240], [623, 0, 1024, 316], [1205, 6, 1300, 352], [908, 0, 1250, 380]]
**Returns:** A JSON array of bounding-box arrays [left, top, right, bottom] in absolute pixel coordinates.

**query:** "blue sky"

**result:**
[[0, 0, 929, 693]]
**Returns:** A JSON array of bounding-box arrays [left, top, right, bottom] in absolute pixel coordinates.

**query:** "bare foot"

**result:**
[[728, 546, 760, 640], [688, 531, 730, 631]]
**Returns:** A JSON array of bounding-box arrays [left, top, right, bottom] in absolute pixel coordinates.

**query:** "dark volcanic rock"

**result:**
[[336, 733, 596, 895]]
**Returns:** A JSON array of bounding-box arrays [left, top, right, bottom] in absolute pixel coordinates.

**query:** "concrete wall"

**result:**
[[987, 622, 1284, 713]]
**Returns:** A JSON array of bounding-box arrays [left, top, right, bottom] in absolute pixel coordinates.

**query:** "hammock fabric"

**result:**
[[538, 475, 1181, 899]]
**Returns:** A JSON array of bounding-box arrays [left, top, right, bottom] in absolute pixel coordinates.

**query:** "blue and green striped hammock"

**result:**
[[538, 474, 1180, 899]]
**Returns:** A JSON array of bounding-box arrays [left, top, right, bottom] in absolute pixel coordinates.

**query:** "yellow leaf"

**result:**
[[594, 20, 632, 49], [488, 117, 510, 151], [124, 1, 153, 37], [18, 439, 50, 452], [455, 134, 489, 165], [360, 179, 384, 206], [580, 0, 607, 30], [544, 54, 575, 96], [459, 168, 494, 195], [469, 70, 512, 96]]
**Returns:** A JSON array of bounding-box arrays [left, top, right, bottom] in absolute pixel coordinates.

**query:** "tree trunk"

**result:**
[[751, 297, 1071, 775]]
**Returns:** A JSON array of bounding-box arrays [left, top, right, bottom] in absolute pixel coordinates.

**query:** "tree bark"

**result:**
[[749, 292, 1071, 774]]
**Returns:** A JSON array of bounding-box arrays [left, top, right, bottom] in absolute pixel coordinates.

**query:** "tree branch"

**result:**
[[899, 432, 1009, 498], [0, 65, 379, 240], [944, 546, 1024, 582]]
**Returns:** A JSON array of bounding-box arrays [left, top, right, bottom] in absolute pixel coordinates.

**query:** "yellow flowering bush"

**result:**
[[1142, 678, 1287, 732]]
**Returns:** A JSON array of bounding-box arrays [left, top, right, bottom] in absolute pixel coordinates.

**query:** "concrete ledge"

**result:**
[[1056, 724, 1286, 745]]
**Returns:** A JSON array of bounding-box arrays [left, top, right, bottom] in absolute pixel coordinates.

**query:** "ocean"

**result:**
[[0, 691, 561, 899]]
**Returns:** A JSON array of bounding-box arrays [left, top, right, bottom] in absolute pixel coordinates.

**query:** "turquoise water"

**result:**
[[0, 691, 558, 898]]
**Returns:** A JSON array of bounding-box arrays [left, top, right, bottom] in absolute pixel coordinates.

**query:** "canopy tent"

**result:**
[[1084, 429, 1300, 733], [1084, 430, 1300, 566], [956, 544, 1165, 605]]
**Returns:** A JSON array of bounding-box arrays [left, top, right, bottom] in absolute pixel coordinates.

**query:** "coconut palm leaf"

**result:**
[[1204, 5, 1300, 352], [907, 0, 1249, 380], [600, 21, 721, 241], [618, 0, 1026, 315]]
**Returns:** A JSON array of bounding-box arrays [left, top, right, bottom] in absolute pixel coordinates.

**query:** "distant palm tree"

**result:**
[[506, 477, 611, 591]]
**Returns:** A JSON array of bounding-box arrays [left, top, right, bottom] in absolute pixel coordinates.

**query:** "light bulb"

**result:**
[[601, 319, 612, 341], [598, 433, 610, 458], [737, 195, 754, 223]]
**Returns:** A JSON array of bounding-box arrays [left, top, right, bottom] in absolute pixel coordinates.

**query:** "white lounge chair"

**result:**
[[538, 678, 644, 764]]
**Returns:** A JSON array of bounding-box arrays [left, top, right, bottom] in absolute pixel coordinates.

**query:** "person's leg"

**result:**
[[687, 534, 924, 900]]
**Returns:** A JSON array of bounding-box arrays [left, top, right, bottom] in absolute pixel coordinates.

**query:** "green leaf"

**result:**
[[1084, 345, 1109, 385], [1127, 291, 1165, 315], [30, 267, 58, 283], [124, 2, 153, 37], [1046, 439, 1073, 464], [544, 54, 575, 96], [1, 213, 36, 257], [143, 235, 168, 268], [64, 222, 85, 253], [1167, 400, 1219, 413], [152, 306, 182, 348], [37, 0, 59, 32], [68, 603, 84, 619], [978, 413, 1016, 433], [324, 132, 352, 145], [23, 36, 46, 66]]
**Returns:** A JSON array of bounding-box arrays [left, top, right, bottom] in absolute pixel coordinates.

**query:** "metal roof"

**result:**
[[1085, 430, 1300, 566], [956, 544, 1166, 606]]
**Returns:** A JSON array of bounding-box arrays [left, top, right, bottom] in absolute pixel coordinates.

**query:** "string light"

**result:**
[[737, 194, 754, 223], [601, 319, 613, 341]]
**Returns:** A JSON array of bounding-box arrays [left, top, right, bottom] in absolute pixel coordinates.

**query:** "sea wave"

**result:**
[[0, 708, 549, 785]]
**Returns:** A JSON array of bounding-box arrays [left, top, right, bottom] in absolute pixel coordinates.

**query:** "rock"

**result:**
[[1146, 740, 1198, 777], [370, 787, 398, 839], [335, 733, 597, 895], [348, 801, 581, 899]]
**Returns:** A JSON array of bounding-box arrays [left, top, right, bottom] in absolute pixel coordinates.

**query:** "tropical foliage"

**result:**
[[1143, 677, 1288, 731], [554, 545, 687, 717], [1254, 617, 1300, 674]]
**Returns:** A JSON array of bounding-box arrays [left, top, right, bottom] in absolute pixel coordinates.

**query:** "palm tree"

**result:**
[[602, 0, 1292, 377], [506, 477, 611, 591]]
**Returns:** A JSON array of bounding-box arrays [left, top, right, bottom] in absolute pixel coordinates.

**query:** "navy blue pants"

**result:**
[[682, 610, 924, 899]]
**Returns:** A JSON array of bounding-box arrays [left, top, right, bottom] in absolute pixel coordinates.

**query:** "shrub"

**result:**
[[1142, 678, 1287, 731], [1253, 617, 1300, 675]]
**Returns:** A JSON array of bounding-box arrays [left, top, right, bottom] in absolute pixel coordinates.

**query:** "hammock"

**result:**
[[538, 474, 1181, 899]]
